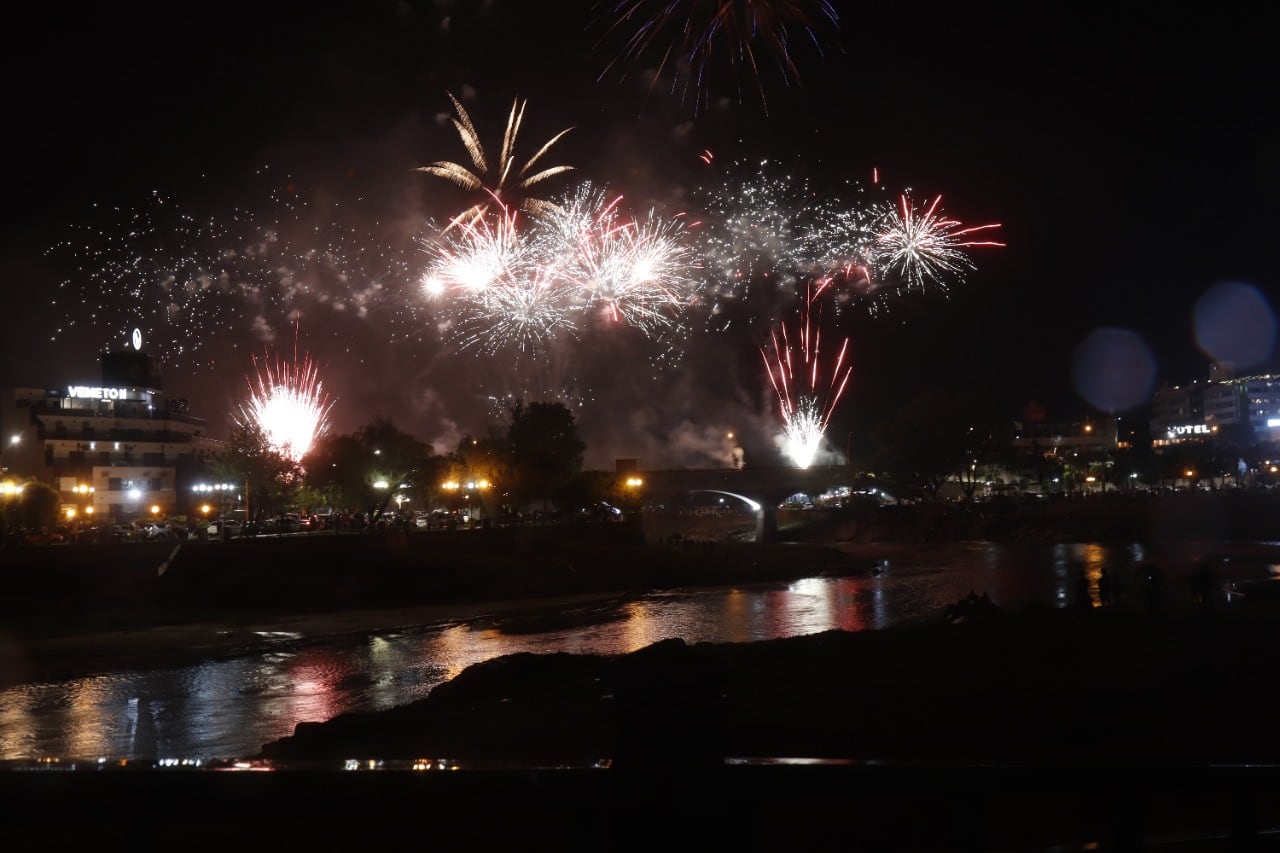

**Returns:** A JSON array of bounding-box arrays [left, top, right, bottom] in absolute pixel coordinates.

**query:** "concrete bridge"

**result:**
[[630, 464, 862, 542]]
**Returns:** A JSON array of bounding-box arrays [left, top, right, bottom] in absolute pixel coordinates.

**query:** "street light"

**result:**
[[622, 477, 644, 514]]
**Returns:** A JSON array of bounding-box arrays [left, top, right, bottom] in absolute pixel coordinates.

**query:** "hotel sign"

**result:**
[[1166, 424, 1211, 438], [67, 385, 131, 400]]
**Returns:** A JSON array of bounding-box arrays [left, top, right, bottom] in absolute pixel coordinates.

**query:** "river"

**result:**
[[2, 538, 1276, 763]]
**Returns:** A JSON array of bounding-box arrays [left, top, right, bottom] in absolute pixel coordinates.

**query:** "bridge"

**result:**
[[628, 464, 863, 542]]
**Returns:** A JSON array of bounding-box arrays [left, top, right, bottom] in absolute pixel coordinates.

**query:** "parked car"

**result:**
[[208, 518, 243, 537], [137, 522, 168, 540]]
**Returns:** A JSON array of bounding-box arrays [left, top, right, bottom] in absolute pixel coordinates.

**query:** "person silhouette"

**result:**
[[1190, 560, 1215, 607], [1075, 570, 1091, 609]]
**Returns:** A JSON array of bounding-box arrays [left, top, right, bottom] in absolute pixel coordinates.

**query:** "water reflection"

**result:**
[[1, 540, 1273, 762]]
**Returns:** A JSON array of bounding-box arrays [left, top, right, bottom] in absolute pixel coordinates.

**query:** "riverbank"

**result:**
[[0, 529, 863, 686], [257, 598, 1280, 766], [6, 491, 1280, 686]]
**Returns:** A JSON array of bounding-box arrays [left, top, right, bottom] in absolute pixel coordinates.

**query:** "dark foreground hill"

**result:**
[[259, 600, 1280, 767], [245, 599, 1280, 850]]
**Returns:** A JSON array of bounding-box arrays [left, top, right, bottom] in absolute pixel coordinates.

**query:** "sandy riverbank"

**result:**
[[0, 535, 864, 686], [6, 527, 1280, 688]]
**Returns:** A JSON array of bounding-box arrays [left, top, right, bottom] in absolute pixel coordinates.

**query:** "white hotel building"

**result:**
[[1, 341, 222, 523], [1149, 363, 1280, 449]]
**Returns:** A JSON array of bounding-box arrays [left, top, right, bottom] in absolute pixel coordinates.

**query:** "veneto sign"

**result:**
[[67, 385, 131, 400]]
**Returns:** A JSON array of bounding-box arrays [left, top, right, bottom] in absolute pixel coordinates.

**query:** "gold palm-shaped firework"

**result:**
[[417, 93, 575, 232]]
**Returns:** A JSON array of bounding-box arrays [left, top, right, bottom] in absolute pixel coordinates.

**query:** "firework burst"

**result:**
[[760, 292, 851, 468], [691, 159, 1002, 323], [236, 350, 336, 463], [873, 193, 1006, 292], [46, 173, 420, 370], [420, 186, 700, 358], [592, 0, 841, 114], [542, 185, 700, 337], [421, 205, 578, 355], [416, 93, 575, 232]]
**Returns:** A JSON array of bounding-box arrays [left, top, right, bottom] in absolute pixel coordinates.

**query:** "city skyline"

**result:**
[[2, 1, 1275, 468]]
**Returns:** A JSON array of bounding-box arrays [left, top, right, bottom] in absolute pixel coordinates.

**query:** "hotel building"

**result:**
[[1, 337, 222, 523]]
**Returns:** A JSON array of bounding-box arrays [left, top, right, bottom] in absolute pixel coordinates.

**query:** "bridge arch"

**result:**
[[679, 489, 778, 543], [634, 465, 859, 543]]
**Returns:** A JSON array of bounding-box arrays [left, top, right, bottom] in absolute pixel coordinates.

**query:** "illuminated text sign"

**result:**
[[67, 386, 130, 400], [1166, 424, 1210, 437]]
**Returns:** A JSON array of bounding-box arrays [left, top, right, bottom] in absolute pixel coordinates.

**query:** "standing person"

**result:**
[[1098, 566, 1113, 606], [1075, 570, 1092, 609], [1190, 560, 1215, 607]]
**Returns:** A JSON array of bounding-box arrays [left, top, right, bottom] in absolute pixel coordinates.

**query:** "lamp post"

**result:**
[[466, 480, 490, 525], [2, 433, 19, 476], [623, 476, 644, 517]]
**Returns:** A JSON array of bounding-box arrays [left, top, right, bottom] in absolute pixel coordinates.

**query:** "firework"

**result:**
[[592, 0, 840, 114], [421, 205, 578, 355], [236, 351, 336, 463], [761, 294, 851, 468], [416, 93, 575, 231], [691, 159, 1003, 322], [46, 173, 420, 370], [542, 185, 700, 336], [690, 159, 882, 326], [873, 193, 1006, 292], [420, 186, 700, 356]]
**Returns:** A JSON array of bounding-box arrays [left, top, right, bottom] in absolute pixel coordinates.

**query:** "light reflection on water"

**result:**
[[0, 540, 1273, 762]]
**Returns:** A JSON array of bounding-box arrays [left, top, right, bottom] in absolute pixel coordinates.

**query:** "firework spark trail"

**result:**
[[543, 186, 700, 336], [692, 159, 1002, 323], [421, 204, 579, 354], [421, 187, 699, 356], [873, 193, 1006, 292], [761, 293, 852, 468], [236, 349, 336, 463], [46, 178, 419, 368], [416, 93, 575, 231], [592, 0, 841, 114]]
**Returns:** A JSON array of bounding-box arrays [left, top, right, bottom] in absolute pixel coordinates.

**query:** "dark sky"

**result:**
[[3, 1, 1277, 468]]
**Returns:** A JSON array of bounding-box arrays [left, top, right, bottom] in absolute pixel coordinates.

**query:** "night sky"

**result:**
[[3, 1, 1276, 469]]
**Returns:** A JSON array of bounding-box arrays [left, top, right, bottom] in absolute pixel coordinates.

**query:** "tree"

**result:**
[[215, 422, 301, 523], [442, 432, 512, 521], [304, 419, 437, 523], [301, 433, 370, 513], [554, 469, 624, 514], [871, 387, 1009, 501], [507, 400, 585, 509], [0, 479, 60, 541]]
